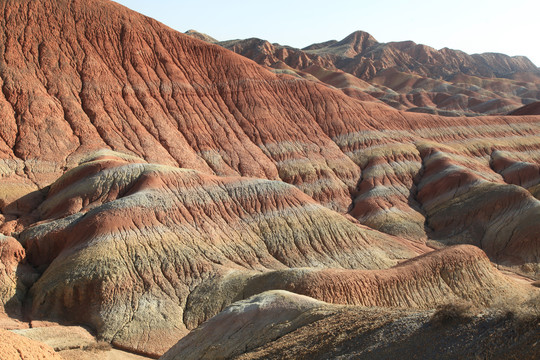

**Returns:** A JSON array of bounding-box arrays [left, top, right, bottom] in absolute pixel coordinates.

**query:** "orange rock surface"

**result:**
[[0, 0, 537, 358], [214, 31, 540, 116], [0, 328, 62, 360]]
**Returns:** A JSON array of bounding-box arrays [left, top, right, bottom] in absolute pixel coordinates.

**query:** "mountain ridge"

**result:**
[[203, 29, 540, 116], [0, 0, 538, 358]]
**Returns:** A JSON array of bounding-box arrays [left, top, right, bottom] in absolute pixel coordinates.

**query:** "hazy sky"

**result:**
[[114, 0, 540, 66]]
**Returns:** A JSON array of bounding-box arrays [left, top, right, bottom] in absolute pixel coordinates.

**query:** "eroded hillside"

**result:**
[[0, 0, 538, 358]]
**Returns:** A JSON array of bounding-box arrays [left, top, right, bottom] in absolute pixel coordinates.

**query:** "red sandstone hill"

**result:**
[[0, 0, 538, 358], [210, 31, 540, 116]]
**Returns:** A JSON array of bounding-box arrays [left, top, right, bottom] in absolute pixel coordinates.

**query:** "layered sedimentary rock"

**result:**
[[0, 0, 368, 216], [213, 31, 540, 116], [21, 153, 419, 356], [183, 245, 532, 326], [0, 328, 63, 360], [416, 145, 540, 276], [0, 234, 37, 318], [162, 289, 540, 360], [491, 150, 540, 190], [0, 0, 538, 357], [0, 0, 539, 235]]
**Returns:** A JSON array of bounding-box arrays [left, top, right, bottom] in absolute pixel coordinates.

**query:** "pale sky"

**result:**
[[113, 0, 540, 66]]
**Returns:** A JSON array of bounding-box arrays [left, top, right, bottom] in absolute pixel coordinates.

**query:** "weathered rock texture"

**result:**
[[183, 245, 534, 327], [0, 234, 37, 318], [510, 101, 540, 115], [0, 0, 539, 246], [20, 153, 419, 356], [0, 328, 63, 360], [0, 0, 538, 358], [213, 31, 540, 116], [161, 290, 540, 360], [161, 291, 329, 360], [416, 145, 540, 276]]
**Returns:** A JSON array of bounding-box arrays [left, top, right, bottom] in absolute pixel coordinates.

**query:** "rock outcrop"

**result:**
[[20, 153, 419, 356], [0, 0, 538, 358], [162, 289, 540, 360], [0, 234, 37, 318]]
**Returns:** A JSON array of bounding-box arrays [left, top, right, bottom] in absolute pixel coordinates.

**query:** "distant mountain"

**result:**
[[193, 30, 540, 116], [184, 29, 217, 43], [510, 101, 540, 115]]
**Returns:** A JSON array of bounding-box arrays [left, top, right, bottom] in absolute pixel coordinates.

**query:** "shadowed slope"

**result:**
[[0, 234, 37, 319], [510, 101, 540, 115], [162, 285, 539, 360]]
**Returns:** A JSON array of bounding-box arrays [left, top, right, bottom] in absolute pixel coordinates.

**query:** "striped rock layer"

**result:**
[[0, 0, 537, 357], [20, 154, 419, 356], [162, 289, 539, 360], [0, 0, 538, 267], [182, 244, 532, 327], [19, 154, 537, 356], [215, 31, 540, 116]]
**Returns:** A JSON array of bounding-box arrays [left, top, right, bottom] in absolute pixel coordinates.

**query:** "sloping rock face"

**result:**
[[162, 289, 540, 360], [510, 101, 540, 115], [183, 245, 533, 326], [0, 328, 63, 360], [0, 0, 368, 215], [20, 153, 419, 356], [214, 31, 540, 116], [161, 291, 329, 360], [416, 145, 540, 276], [491, 150, 540, 190], [0, 234, 37, 318], [0, 0, 539, 358], [0, 0, 539, 240]]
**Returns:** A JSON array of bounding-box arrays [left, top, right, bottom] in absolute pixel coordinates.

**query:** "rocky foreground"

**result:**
[[0, 0, 538, 359]]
